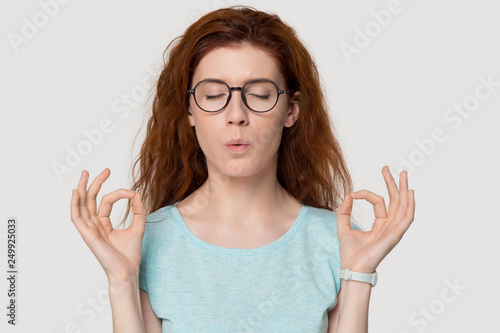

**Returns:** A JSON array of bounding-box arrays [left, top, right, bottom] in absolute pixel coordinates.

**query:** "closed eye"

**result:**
[[248, 94, 270, 99], [205, 94, 226, 100]]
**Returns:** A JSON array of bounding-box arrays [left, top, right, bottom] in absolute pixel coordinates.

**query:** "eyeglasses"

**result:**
[[187, 78, 294, 113]]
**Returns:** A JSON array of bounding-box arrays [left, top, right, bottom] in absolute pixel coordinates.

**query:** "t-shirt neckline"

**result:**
[[171, 202, 309, 255]]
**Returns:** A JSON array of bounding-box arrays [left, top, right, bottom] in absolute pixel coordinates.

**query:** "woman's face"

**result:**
[[188, 44, 300, 178]]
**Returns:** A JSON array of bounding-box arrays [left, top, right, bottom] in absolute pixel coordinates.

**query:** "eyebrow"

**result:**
[[197, 77, 280, 86]]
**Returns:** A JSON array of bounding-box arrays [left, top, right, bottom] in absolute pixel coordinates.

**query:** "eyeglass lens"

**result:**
[[194, 80, 279, 112]]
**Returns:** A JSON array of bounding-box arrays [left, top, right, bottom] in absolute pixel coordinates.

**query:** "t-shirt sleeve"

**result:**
[[350, 218, 364, 231], [351, 219, 364, 231], [139, 264, 148, 293], [138, 223, 149, 293]]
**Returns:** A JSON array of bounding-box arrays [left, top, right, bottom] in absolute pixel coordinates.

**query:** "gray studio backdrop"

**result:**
[[1, 0, 498, 332]]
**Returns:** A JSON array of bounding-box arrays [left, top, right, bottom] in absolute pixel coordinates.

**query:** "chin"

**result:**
[[223, 164, 256, 178]]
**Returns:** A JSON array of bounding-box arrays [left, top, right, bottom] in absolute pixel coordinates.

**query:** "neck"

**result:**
[[187, 154, 295, 226]]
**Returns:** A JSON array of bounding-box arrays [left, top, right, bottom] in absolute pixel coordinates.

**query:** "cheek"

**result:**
[[250, 117, 285, 155], [191, 118, 227, 160], [194, 124, 216, 153]]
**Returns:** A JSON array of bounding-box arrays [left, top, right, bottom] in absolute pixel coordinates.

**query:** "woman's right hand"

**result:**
[[70, 168, 147, 284]]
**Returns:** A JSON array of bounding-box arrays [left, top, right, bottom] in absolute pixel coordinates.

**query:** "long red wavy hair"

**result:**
[[119, 5, 353, 227]]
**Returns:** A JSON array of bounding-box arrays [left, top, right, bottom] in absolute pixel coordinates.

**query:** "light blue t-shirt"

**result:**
[[139, 201, 362, 333]]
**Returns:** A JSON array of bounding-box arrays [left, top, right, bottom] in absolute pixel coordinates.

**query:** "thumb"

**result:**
[[337, 192, 354, 233], [130, 192, 147, 236]]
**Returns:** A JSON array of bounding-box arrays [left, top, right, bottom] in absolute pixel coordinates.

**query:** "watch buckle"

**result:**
[[339, 268, 352, 280]]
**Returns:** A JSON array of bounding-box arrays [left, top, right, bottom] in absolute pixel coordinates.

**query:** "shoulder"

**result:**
[[145, 205, 173, 223], [140, 203, 183, 264], [305, 205, 338, 222], [298, 205, 340, 246], [305, 205, 364, 231], [302, 205, 338, 231], [143, 203, 181, 233], [300, 205, 363, 243], [141, 203, 181, 247]]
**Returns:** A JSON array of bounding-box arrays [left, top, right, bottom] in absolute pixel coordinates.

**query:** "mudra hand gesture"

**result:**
[[336, 166, 416, 274], [70, 168, 147, 284]]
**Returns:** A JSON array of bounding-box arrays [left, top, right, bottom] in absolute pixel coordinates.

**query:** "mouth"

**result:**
[[225, 139, 250, 146], [225, 143, 249, 147], [224, 143, 250, 153]]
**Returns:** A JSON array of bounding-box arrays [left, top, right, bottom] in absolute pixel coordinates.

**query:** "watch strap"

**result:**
[[338, 268, 378, 287]]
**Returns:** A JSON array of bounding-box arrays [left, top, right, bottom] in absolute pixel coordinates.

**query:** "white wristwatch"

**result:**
[[338, 268, 378, 287]]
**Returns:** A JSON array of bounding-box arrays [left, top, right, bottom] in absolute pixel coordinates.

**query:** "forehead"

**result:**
[[192, 44, 284, 86]]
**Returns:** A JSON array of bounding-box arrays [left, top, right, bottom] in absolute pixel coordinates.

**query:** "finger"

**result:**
[[396, 171, 409, 220], [70, 189, 89, 234], [130, 192, 147, 236], [382, 166, 399, 218], [76, 170, 107, 236], [87, 168, 111, 218], [403, 189, 416, 229], [97, 189, 136, 218], [77, 170, 91, 222], [336, 192, 354, 233], [350, 189, 388, 220]]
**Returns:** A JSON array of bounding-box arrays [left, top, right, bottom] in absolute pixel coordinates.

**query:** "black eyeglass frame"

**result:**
[[187, 78, 295, 113]]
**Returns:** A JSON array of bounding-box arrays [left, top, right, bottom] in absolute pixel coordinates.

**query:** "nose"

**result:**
[[225, 87, 249, 126]]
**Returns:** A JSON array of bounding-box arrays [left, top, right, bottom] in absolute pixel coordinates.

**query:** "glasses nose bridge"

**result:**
[[227, 86, 246, 106], [229, 86, 243, 96]]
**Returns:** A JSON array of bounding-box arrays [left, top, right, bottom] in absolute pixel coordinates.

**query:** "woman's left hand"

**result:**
[[336, 166, 416, 273]]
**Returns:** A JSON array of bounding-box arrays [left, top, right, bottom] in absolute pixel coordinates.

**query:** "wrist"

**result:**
[[338, 268, 378, 287], [107, 268, 139, 283], [341, 278, 374, 289], [341, 267, 375, 274], [341, 262, 376, 274], [107, 271, 140, 294]]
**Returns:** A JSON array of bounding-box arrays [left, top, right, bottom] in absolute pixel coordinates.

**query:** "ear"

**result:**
[[284, 91, 300, 128], [188, 105, 195, 127]]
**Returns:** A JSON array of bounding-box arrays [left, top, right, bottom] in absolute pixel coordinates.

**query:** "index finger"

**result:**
[[97, 189, 136, 218]]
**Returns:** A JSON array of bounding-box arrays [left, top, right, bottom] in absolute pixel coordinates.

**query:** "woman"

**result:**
[[70, 6, 415, 333]]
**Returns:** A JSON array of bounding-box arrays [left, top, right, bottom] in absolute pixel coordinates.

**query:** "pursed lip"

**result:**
[[224, 139, 250, 146]]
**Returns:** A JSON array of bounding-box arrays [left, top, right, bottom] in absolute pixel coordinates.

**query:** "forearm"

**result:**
[[335, 279, 372, 333], [108, 274, 146, 333]]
